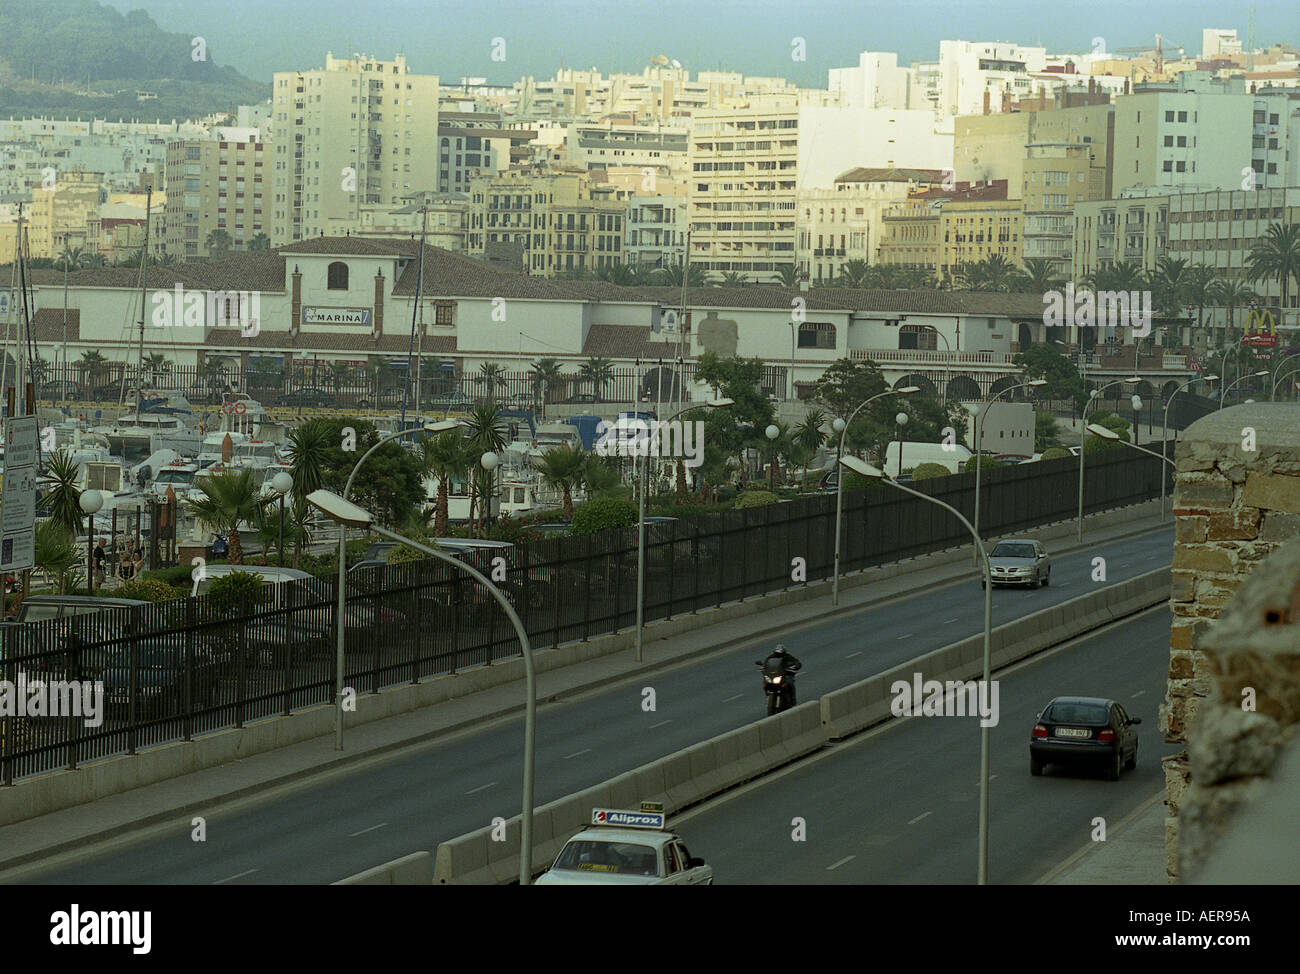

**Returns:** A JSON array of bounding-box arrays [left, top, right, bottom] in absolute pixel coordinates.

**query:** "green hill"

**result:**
[[0, 0, 266, 120]]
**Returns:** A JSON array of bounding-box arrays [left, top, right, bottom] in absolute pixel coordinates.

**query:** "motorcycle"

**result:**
[[755, 658, 797, 715]]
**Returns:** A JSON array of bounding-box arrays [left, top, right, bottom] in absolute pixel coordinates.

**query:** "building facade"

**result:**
[[164, 138, 270, 258]]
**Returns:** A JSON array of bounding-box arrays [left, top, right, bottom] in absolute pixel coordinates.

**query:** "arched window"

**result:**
[[327, 261, 349, 290]]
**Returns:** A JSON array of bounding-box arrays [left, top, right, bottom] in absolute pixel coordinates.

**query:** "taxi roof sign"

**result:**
[[639, 801, 664, 813], [591, 808, 666, 830]]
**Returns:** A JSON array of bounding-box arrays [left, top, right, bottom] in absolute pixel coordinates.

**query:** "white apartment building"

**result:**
[[324, 192, 469, 252], [564, 122, 689, 179], [624, 194, 687, 270], [829, 52, 917, 111], [1202, 29, 1243, 58], [689, 105, 953, 280], [937, 41, 1048, 118], [270, 53, 440, 246]]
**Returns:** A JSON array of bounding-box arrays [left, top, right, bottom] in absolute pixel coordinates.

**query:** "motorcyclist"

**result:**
[[761, 644, 803, 705]]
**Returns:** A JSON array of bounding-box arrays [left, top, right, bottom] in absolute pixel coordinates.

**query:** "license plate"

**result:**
[[1054, 727, 1090, 738]]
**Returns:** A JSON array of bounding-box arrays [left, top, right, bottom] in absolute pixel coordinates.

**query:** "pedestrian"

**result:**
[[132, 551, 144, 579], [119, 554, 135, 583], [93, 539, 107, 586]]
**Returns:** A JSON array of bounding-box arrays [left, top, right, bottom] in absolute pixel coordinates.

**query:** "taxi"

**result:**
[[534, 806, 713, 885]]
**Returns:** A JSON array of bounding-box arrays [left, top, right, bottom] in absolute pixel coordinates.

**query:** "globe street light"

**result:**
[[635, 398, 734, 663], [1130, 393, 1143, 447], [1076, 377, 1141, 542], [271, 471, 293, 567], [971, 379, 1047, 563], [831, 387, 918, 606], [894, 412, 908, 476], [80, 488, 104, 594], [480, 450, 500, 536], [840, 455, 994, 886], [765, 423, 780, 491], [307, 488, 538, 885]]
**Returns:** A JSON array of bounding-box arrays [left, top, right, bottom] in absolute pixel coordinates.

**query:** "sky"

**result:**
[[103, 0, 1295, 86]]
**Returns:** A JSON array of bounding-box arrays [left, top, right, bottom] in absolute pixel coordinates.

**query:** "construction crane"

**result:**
[[1114, 34, 1184, 74]]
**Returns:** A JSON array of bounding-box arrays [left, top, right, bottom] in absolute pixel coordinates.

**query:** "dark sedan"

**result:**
[[274, 388, 335, 408], [101, 638, 223, 717], [1030, 696, 1140, 781]]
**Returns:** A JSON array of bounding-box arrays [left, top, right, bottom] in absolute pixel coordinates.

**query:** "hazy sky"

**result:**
[[104, 0, 1294, 86]]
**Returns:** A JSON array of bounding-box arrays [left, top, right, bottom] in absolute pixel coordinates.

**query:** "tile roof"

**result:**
[[11, 254, 286, 293], [581, 325, 679, 360], [30, 308, 82, 342], [834, 167, 949, 184], [201, 328, 458, 353]]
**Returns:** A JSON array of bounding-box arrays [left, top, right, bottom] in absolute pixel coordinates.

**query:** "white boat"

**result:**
[[198, 395, 274, 467], [97, 406, 202, 458]]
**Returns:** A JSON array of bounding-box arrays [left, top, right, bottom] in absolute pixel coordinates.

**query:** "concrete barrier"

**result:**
[[333, 851, 433, 885]]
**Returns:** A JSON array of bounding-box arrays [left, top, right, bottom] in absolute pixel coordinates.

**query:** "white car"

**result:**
[[535, 809, 713, 885]]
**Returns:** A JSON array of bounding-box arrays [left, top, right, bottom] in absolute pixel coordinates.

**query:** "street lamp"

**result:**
[[479, 451, 500, 537], [830, 386, 918, 606], [1220, 369, 1270, 409], [894, 412, 908, 475], [271, 471, 292, 567], [1087, 425, 1176, 503], [971, 379, 1047, 563], [1270, 352, 1300, 401], [80, 489, 103, 594], [634, 398, 733, 663], [1130, 393, 1143, 448], [1076, 377, 1141, 542], [1160, 375, 1217, 520], [307, 488, 538, 886], [334, 418, 463, 751], [765, 423, 780, 491], [840, 455, 994, 886]]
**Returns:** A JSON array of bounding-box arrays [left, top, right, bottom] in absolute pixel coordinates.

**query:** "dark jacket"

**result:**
[[765, 651, 802, 674]]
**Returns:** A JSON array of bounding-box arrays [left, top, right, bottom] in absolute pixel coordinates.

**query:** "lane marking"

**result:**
[[1131, 690, 1146, 698], [942, 618, 958, 624], [563, 748, 591, 760], [826, 855, 856, 871], [907, 811, 932, 825], [845, 651, 863, 659], [213, 869, 258, 885], [649, 719, 672, 729], [897, 633, 914, 640], [348, 823, 388, 837], [723, 693, 743, 702], [465, 781, 497, 795]]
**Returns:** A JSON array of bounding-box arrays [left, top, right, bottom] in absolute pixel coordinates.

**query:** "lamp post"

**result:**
[[1220, 369, 1270, 409], [788, 321, 797, 402], [1270, 352, 1300, 400], [1087, 424, 1176, 512], [1272, 366, 1300, 402], [1160, 375, 1218, 520], [635, 398, 733, 663], [334, 418, 462, 751], [307, 488, 538, 886], [840, 455, 994, 885], [971, 379, 1048, 563], [1130, 393, 1143, 448], [480, 450, 500, 536], [765, 423, 779, 491], [80, 489, 103, 594], [830, 387, 918, 606], [1076, 376, 1141, 542], [271, 471, 292, 567], [894, 412, 908, 476]]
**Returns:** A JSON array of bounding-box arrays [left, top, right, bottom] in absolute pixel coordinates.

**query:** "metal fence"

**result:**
[[0, 445, 1164, 783]]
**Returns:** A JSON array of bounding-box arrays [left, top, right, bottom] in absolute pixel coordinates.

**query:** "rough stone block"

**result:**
[[1171, 546, 1236, 574], [1260, 512, 1300, 542], [1207, 509, 1260, 541], [1240, 472, 1300, 515], [1175, 517, 1207, 545], [1170, 571, 1196, 602], [1174, 481, 1235, 510]]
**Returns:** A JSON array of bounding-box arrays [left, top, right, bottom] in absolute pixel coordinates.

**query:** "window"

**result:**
[[797, 321, 836, 349], [326, 261, 349, 289], [434, 301, 455, 326]]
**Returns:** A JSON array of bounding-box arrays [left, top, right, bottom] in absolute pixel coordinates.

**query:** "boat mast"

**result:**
[[134, 186, 152, 415], [401, 199, 428, 427]]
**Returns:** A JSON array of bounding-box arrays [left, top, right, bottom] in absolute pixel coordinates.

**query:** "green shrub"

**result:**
[[571, 496, 639, 534], [115, 577, 182, 602], [963, 455, 1001, 472], [734, 489, 778, 509], [1040, 447, 1070, 461], [206, 570, 270, 617], [388, 530, 434, 565], [842, 471, 883, 491], [911, 462, 950, 481], [143, 559, 227, 587]]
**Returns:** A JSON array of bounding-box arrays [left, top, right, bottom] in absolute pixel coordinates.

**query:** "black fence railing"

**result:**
[[0, 446, 1164, 784]]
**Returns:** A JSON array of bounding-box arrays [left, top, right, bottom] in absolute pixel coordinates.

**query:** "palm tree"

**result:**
[[1209, 278, 1257, 348], [1147, 256, 1192, 318], [718, 271, 747, 288], [1082, 260, 1145, 293], [141, 352, 171, 384], [248, 232, 271, 252], [1015, 258, 1066, 294], [1181, 265, 1219, 347], [37, 449, 85, 540], [185, 469, 270, 565], [535, 445, 587, 520], [578, 357, 614, 400], [154, 250, 179, 266], [1245, 223, 1300, 312], [529, 358, 564, 419], [205, 229, 234, 258], [285, 421, 329, 498], [955, 255, 1018, 292], [837, 260, 870, 288], [772, 263, 801, 288], [478, 361, 505, 404], [462, 404, 509, 536], [581, 453, 623, 498], [792, 409, 827, 482], [81, 253, 106, 269], [79, 349, 108, 394], [34, 520, 82, 594], [895, 266, 938, 289], [419, 429, 471, 537], [595, 263, 637, 285], [327, 361, 352, 399], [202, 357, 230, 399], [652, 260, 709, 288]]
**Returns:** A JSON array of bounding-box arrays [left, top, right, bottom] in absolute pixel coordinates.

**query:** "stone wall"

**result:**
[[1162, 403, 1300, 882]]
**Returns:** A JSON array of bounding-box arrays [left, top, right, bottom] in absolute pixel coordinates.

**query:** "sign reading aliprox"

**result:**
[[302, 306, 372, 326]]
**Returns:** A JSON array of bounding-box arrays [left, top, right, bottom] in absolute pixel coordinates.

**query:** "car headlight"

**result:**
[[139, 686, 165, 696]]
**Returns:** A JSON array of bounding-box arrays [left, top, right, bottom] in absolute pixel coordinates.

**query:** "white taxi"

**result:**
[[534, 807, 714, 885]]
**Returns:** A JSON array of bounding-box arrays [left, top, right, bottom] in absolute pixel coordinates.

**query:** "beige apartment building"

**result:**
[[1072, 188, 1171, 281], [325, 191, 470, 252], [270, 53, 439, 246], [26, 169, 102, 258], [940, 198, 1024, 280], [164, 138, 269, 258], [1021, 142, 1106, 269], [466, 167, 626, 275], [878, 200, 943, 274], [953, 102, 1113, 196]]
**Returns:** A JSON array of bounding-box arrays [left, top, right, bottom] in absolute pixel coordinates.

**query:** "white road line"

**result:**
[[1131, 690, 1146, 698], [212, 869, 258, 885], [563, 748, 591, 760], [723, 693, 743, 702], [465, 781, 497, 795], [943, 618, 958, 624], [649, 719, 672, 729], [826, 855, 856, 871], [845, 651, 863, 659], [348, 823, 389, 837], [897, 633, 913, 640], [907, 811, 932, 826]]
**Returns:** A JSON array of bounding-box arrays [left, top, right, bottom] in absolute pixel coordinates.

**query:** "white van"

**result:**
[[884, 441, 974, 477]]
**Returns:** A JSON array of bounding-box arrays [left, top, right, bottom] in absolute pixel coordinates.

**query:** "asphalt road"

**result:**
[[672, 607, 1179, 885], [8, 525, 1173, 884]]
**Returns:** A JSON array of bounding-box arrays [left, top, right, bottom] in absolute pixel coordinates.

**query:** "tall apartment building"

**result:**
[[466, 167, 626, 275], [564, 122, 689, 179], [1021, 142, 1106, 268], [954, 101, 1113, 194], [938, 40, 1048, 118], [828, 52, 917, 110], [27, 169, 102, 258], [624, 194, 687, 269], [795, 168, 947, 283], [270, 53, 439, 246], [163, 138, 269, 258], [688, 104, 953, 280], [1072, 188, 1171, 282], [940, 198, 1024, 280], [437, 112, 533, 194]]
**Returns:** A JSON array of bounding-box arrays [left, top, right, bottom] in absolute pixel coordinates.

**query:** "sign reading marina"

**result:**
[[302, 307, 372, 326]]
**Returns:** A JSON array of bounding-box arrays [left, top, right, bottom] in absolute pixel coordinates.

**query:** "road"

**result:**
[[673, 607, 1178, 884], [4, 526, 1173, 884]]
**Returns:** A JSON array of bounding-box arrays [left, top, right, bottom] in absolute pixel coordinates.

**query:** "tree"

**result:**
[[1209, 278, 1257, 348], [1181, 265, 1219, 346], [479, 361, 506, 404], [529, 357, 564, 419], [463, 404, 509, 535], [34, 519, 82, 594], [955, 255, 1019, 292], [185, 469, 270, 565], [1035, 411, 1062, 452], [837, 260, 870, 288], [718, 271, 747, 288], [247, 232, 271, 251], [418, 429, 471, 537], [578, 357, 614, 400], [80, 349, 108, 386], [37, 449, 85, 540], [535, 445, 586, 520], [1245, 224, 1300, 312], [595, 262, 637, 285], [202, 357, 230, 398], [894, 266, 938, 289], [141, 352, 171, 383], [652, 260, 710, 288], [810, 357, 888, 419], [772, 263, 800, 288], [1012, 344, 1085, 410], [205, 229, 233, 258], [1015, 258, 1065, 294]]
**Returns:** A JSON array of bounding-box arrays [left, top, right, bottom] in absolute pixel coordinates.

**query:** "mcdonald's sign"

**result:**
[[1242, 308, 1278, 349]]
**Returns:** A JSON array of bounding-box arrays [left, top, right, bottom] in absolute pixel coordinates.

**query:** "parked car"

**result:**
[[560, 393, 600, 404], [273, 388, 335, 408], [101, 636, 223, 716], [981, 538, 1051, 589], [1030, 696, 1140, 780], [13, 595, 153, 678], [38, 379, 83, 400]]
